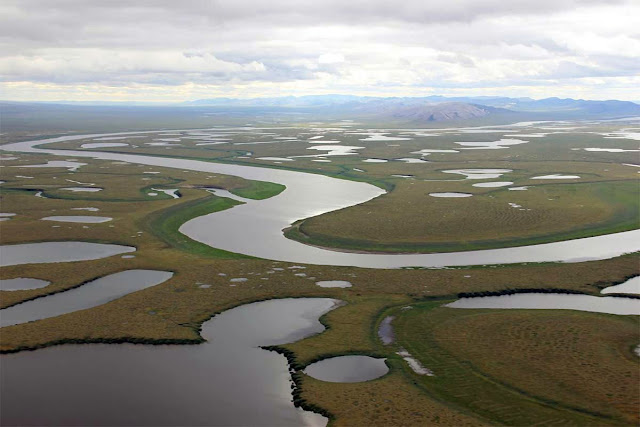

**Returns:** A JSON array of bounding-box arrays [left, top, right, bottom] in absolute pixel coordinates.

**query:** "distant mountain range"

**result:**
[[183, 95, 640, 123], [6, 95, 640, 125]]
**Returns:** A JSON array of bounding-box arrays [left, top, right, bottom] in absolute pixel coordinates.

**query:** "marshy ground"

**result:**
[[1, 119, 638, 425]]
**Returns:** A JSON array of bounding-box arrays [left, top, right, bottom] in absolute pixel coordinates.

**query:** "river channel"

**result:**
[[2, 131, 639, 268]]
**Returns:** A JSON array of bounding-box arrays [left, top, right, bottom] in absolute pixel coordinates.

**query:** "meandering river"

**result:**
[[2, 130, 639, 268], [2, 129, 639, 426]]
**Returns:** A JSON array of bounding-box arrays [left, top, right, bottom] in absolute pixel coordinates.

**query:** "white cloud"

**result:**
[[318, 53, 345, 64], [0, 0, 638, 101]]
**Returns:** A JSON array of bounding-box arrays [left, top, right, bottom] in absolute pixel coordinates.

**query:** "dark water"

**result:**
[[304, 355, 389, 383], [1, 298, 336, 426]]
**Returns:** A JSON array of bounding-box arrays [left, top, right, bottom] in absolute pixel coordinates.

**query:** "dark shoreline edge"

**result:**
[[260, 345, 335, 422]]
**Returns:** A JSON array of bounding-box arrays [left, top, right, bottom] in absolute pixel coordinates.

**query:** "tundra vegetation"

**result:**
[[1, 117, 638, 425]]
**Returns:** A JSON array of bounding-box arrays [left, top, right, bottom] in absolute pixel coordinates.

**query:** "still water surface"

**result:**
[[0, 298, 335, 426], [0, 278, 50, 291], [601, 276, 640, 295], [0, 270, 173, 327], [446, 293, 640, 315], [0, 242, 135, 266], [3, 131, 638, 268], [304, 355, 389, 382]]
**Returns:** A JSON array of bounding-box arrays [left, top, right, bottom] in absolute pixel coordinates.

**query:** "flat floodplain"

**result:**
[[1, 117, 639, 426], [392, 302, 639, 425], [38, 121, 640, 253]]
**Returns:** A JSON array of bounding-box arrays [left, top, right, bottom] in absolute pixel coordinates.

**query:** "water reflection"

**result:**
[[446, 293, 640, 315], [0, 270, 173, 327], [0, 242, 135, 266], [304, 356, 388, 383], [1, 298, 336, 426], [3, 132, 639, 268]]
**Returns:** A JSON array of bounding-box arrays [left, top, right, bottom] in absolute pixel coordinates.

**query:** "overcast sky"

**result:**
[[1, 0, 638, 101]]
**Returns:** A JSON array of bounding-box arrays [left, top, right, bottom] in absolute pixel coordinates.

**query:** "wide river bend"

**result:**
[[2, 131, 639, 268]]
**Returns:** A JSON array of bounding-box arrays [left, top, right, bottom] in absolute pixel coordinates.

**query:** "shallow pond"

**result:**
[[0, 270, 173, 327], [531, 174, 580, 180], [61, 187, 103, 192], [397, 349, 434, 376], [0, 278, 50, 291], [13, 160, 86, 171], [395, 157, 428, 163], [0, 213, 16, 222], [584, 148, 640, 152], [41, 216, 112, 223], [472, 181, 514, 188], [315, 280, 352, 288], [429, 192, 473, 198], [442, 169, 512, 179], [81, 142, 129, 149], [71, 207, 99, 212], [0, 242, 135, 266], [378, 316, 395, 345], [601, 276, 640, 295], [454, 138, 527, 150], [304, 356, 388, 383], [446, 293, 640, 315], [0, 298, 335, 426]]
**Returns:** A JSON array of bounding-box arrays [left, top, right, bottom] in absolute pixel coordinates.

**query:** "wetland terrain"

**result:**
[[1, 109, 639, 426]]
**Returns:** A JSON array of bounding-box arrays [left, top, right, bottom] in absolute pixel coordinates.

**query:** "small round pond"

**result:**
[[472, 181, 514, 188], [304, 356, 388, 383]]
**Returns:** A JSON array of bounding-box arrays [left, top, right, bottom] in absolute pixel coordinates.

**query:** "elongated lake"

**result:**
[[0, 242, 135, 266], [0, 298, 336, 426], [0, 269, 173, 327], [446, 293, 640, 315]]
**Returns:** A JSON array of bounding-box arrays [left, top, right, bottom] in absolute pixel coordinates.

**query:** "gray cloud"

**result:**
[[0, 0, 638, 100]]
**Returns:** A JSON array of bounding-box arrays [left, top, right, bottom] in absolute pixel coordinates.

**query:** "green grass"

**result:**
[[3, 123, 640, 426], [230, 180, 285, 199], [286, 180, 640, 253], [391, 302, 640, 425], [144, 194, 251, 259]]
